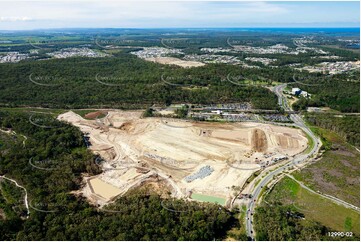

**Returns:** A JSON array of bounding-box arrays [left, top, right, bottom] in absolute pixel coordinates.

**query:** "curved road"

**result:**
[[245, 83, 321, 240]]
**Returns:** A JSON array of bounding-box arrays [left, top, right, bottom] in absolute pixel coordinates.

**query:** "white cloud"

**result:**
[[0, 16, 33, 22]]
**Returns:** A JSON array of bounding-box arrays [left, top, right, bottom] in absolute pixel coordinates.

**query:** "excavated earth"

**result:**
[[58, 110, 308, 206]]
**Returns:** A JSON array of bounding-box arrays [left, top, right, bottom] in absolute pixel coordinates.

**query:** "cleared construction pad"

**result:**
[[58, 110, 308, 206], [145, 57, 205, 68]]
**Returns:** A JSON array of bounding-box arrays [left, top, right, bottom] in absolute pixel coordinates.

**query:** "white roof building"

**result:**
[[291, 88, 301, 95], [300, 91, 310, 98]]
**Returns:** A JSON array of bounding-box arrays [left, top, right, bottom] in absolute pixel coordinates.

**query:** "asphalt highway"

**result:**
[[245, 83, 322, 240]]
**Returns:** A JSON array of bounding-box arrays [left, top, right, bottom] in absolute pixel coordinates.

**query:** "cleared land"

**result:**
[[58, 110, 307, 206], [145, 57, 205, 67]]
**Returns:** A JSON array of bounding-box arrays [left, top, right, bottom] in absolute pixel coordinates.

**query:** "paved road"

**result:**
[[245, 83, 322, 240], [286, 174, 360, 212], [273, 83, 289, 110]]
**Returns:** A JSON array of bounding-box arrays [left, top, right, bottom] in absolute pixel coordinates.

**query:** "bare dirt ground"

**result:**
[[84, 110, 108, 119], [145, 57, 205, 68], [58, 110, 308, 206]]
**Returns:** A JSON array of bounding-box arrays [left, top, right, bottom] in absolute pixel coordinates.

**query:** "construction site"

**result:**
[[58, 110, 308, 207]]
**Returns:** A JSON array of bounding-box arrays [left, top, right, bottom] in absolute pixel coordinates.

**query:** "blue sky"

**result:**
[[0, 1, 359, 30]]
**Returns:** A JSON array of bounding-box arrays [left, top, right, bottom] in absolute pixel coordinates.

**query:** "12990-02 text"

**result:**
[[328, 232, 353, 237]]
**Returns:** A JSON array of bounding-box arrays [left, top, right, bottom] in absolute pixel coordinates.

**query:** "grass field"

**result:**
[[191, 193, 226, 205], [266, 177, 360, 237], [294, 127, 360, 206]]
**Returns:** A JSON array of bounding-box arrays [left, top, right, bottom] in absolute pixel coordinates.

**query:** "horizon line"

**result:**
[[0, 26, 360, 32]]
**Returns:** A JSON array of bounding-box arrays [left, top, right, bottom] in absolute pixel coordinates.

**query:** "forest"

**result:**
[[290, 71, 360, 113], [0, 50, 359, 112], [305, 113, 360, 147], [0, 52, 280, 110], [254, 203, 331, 241]]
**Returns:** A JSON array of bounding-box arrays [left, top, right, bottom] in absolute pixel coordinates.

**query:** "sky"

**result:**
[[0, 0, 359, 30]]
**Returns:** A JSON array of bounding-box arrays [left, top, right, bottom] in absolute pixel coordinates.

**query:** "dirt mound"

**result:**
[[251, 128, 268, 152], [119, 122, 133, 132], [85, 111, 107, 119], [276, 135, 300, 149]]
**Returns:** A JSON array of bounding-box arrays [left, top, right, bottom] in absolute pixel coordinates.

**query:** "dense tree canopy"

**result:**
[[0, 53, 280, 110], [254, 203, 330, 241], [305, 113, 360, 147]]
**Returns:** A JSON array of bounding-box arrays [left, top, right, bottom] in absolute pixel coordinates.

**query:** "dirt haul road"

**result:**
[[58, 110, 308, 206]]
